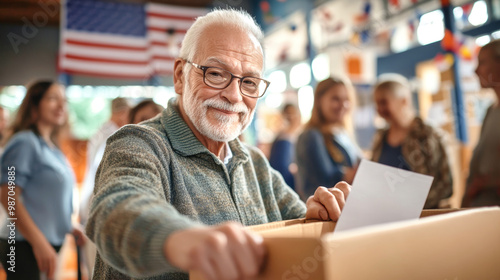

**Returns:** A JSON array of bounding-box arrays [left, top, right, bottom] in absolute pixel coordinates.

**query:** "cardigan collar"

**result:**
[[161, 98, 250, 164]]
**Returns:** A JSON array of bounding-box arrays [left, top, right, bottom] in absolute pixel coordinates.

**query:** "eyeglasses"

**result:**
[[185, 60, 270, 98]]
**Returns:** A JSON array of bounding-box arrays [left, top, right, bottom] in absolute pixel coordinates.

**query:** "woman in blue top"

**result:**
[[296, 77, 362, 200], [0, 81, 85, 280]]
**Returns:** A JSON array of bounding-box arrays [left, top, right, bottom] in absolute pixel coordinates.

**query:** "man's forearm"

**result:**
[[87, 187, 200, 277]]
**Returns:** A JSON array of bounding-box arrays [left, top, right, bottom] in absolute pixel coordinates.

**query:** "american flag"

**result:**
[[59, 0, 207, 80]]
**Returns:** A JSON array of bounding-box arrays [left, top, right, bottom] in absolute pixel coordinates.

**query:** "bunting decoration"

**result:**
[[355, 1, 372, 24]]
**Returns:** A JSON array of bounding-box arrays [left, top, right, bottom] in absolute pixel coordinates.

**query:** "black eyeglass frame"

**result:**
[[185, 60, 271, 98]]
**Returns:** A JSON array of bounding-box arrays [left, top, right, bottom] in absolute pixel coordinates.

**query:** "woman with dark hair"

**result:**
[[129, 99, 164, 124], [269, 103, 302, 190], [0, 80, 84, 279], [295, 77, 362, 200]]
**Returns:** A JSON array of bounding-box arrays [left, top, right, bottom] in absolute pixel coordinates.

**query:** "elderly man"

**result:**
[[462, 39, 500, 207], [87, 9, 350, 280], [80, 97, 131, 276]]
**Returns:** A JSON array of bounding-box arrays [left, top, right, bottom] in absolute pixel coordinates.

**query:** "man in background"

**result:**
[[80, 97, 130, 276], [462, 39, 500, 207]]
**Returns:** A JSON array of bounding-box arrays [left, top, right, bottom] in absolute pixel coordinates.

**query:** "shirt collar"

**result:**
[[223, 143, 233, 165]]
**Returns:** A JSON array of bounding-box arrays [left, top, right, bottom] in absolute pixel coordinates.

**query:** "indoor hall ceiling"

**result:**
[[0, 0, 214, 26]]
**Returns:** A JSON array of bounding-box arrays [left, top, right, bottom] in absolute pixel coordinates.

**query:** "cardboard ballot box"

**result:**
[[190, 207, 500, 280]]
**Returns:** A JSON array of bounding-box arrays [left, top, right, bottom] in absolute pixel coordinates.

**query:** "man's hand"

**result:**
[[165, 222, 266, 280], [72, 225, 86, 247], [305, 181, 351, 221]]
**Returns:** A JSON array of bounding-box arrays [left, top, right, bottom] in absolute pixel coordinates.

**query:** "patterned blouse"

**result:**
[[371, 117, 453, 209]]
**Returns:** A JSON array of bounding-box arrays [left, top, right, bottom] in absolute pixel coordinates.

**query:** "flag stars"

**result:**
[[65, 0, 146, 37]]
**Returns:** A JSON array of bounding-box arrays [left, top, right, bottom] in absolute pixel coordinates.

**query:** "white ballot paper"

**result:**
[[335, 159, 434, 233]]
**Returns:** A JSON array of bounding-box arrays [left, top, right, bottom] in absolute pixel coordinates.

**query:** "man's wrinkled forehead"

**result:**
[[195, 24, 264, 67]]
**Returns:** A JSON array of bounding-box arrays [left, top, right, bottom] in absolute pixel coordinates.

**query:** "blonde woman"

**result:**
[[371, 75, 453, 209], [296, 77, 362, 200]]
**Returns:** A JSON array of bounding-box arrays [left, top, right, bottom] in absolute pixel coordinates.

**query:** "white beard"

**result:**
[[182, 82, 255, 142]]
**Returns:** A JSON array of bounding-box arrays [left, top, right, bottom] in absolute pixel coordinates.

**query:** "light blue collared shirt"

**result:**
[[0, 131, 74, 245]]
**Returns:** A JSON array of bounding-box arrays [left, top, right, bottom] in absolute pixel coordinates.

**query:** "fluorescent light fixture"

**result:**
[[475, 35, 491, 46], [312, 54, 330, 82], [453, 7, 463, 20], [297, 85, 314, 121], [267, 70, 287, 94], [290, 62, 312, 89], [391, 24, 411, 53], [417, 10, 444, 45], [469, 1, 488, 26], [492, 30, 500, 39], [264, 91, 283, 109]]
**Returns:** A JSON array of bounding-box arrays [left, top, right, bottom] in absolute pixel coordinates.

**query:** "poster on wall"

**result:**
[[263, 11, 308, 69], [310, 0, 385, 51]]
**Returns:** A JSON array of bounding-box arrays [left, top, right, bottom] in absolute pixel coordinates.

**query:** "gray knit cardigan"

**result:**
[[86, 98, 306, 280]]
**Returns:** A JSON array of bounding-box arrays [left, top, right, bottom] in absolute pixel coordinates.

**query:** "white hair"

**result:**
[[375, 73, 412, 100], [177, 9, 262, 142], [179, 8, 263, 62]]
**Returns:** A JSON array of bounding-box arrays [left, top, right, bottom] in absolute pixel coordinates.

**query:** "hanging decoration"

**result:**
[[434, 53, 454, 71], [389, 0, 400, 9], [414, 8, 423, 20], [441, 29, 461, 53], [349, 26, 373, 45], [438, 0, 473, 62], [321, 8, 332, 21], [360, 29, 370, 43], [459, 45, 473, 60], [408, 20, 415, 41], [332, 22, 344, 32], [374, 29, 391, 44], [278, 46, 289, 63], [350, 31, 361, 46], [260, 1, 277, 24], [260, 1, 270, 12], [355, 1, 372, 24], [351, 1, 374, 45], [318, 8, 344, 34], [460, 3, 473, 26], [458, 37, 476, 61], [462, 3, 473, 16], [363, 0, 372, 14], [436, 31, 474, 69]]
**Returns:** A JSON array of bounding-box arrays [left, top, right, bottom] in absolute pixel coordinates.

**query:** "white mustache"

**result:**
[[203, 98, 249, 114]]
